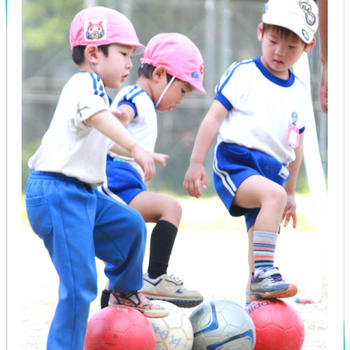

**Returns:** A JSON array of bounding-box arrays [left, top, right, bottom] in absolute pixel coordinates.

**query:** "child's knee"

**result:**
[[267, 185, 287, 207], [162, 197, 182, 223]]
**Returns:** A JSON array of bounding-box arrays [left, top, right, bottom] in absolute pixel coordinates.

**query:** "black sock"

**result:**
[[147, 220, 178, 279], [100, 289, 111, 309]]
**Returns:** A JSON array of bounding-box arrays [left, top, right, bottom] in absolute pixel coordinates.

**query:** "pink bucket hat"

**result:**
[[141, 33, 206, 94], [69, 6, 144, 55]]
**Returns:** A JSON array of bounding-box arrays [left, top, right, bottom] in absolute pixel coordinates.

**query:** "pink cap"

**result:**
[[141, 33, 206, 94], [69, 6, 144, 55]]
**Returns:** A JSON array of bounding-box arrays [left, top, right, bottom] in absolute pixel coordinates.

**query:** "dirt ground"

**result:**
[[8, 225, 327, 349]]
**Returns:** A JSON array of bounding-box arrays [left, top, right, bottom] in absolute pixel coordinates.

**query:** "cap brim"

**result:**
[[262, 14, 313, 44], [133, 45, 145, 56], [192, 83, 206, 95]]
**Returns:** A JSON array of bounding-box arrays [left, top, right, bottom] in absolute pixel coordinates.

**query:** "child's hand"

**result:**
[[183, 162, 207, 198], [282, 194, 297, 228], [131, 144, 168, 182], [111, 108, 132, 127]]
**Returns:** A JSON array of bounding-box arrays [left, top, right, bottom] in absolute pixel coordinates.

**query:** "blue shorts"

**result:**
[[213, 142, 289, 231], [103, 155, 147, 204]]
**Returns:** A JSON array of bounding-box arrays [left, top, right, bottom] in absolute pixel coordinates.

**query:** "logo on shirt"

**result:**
[[84, 20, 106, 41]]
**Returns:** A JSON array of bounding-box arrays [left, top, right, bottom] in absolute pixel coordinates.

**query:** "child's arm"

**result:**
[[87, 110, 168, 182], [282, 133, 304, 228], [108, 104, 135, 156], [184, 100, 227, 198], [111, 104, 134, 128]]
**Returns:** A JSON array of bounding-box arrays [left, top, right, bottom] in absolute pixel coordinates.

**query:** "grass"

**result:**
[[22, 193, 316, 232]]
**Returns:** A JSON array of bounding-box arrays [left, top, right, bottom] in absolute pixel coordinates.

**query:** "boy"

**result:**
[[100, 33, 205, 308], [183, 0, 318, 303], [25, 6, 168, 350]]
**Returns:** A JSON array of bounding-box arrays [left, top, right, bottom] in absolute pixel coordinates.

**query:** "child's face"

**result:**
[[257, 24, 314, 79], [94, 43, 134, 89], [156, 78, 193, 112]]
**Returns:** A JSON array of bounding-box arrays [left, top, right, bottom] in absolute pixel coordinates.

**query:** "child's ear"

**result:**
[[85, 45, 99, 64], [304, 37, 316, 53], [257, 22, 264, 42], [152, 66, 167, 82]]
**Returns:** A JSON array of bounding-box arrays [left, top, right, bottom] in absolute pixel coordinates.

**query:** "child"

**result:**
[[99, 33, 206, 309], [183, 0, 318, 303], [25, 6, 169, 350]]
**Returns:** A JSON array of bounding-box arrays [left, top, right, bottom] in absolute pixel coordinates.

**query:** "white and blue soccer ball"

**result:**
[[147, 300, 193, 350], [190, 299, 256, 350]]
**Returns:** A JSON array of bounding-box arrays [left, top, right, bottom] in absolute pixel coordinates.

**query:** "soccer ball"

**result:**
[[246, 299, 305, 350], [84, 305, 156, 350], [190, 299, 256, 350], [147, 300, 193, 350]]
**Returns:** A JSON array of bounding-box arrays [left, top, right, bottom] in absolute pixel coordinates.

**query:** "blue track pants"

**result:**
[[25, 171, 146, 350]]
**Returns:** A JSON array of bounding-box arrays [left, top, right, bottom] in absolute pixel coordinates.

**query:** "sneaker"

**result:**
[[250, 267, 297, 300], [141, 273, 203, 308], [111, 290, 169, 318]]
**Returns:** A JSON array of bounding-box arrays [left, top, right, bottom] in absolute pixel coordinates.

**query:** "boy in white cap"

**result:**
[[100, 32, 205, 308], [25, 6, 169, 350], [184, 0, 318, 303]]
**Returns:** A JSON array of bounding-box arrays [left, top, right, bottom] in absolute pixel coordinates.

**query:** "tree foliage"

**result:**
[[23, 0, 83, 50]]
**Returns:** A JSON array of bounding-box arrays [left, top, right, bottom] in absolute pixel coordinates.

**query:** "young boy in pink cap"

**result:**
[[184, 0, 318, 304], [100, 32, 205, 308], [25, 6, 169, 350]]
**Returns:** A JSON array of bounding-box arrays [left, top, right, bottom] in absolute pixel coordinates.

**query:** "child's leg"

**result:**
[[93, 190, 168, 318], [234, 175, 286, 232], [235, 175, 297, 300], [26, 176, 99, 350], [93, 190, 146, 291], [129, 191, 181, 277], [128, 191, 203, 307]]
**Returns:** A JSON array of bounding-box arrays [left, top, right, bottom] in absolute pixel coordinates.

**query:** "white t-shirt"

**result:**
[[109, 85, 157, 178], [215, 57, 308, 165], [28, 71, 111, 186]]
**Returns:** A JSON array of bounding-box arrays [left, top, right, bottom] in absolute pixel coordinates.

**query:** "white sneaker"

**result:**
[[141, 273, 203, 308], [250, 267, 298, 300]]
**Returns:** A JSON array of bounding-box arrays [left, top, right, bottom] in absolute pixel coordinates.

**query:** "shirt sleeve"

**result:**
[[77, 94, 108, 122], [214, 61, 250, 112], [74, 73, 109, 128]]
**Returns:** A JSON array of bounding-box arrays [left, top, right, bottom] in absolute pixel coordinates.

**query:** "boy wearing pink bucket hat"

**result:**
[[184, 0, 318, 304], [26, 6, 169, 350], [100, 32, 205, 308]]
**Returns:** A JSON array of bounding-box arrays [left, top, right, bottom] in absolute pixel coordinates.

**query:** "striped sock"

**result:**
[[253, 231, 277, 274]]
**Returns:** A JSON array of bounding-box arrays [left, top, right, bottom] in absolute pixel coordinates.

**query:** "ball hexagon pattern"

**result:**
[[147, 300, 193, 350]]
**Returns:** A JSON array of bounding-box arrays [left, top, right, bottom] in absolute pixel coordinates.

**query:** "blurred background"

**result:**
[[22, 0, 327, 194]]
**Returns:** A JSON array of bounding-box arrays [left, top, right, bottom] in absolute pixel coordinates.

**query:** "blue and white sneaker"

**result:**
[[250, 267, 297, 300], [141, 273, 203, 308]]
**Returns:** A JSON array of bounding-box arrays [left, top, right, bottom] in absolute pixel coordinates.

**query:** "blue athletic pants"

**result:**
[[25, 171, 146, 350]]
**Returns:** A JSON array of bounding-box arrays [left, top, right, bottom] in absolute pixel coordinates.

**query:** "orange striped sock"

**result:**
[[253, 230, 277, 274]]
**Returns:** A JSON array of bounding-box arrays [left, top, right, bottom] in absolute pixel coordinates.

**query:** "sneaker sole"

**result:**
[[251, 284, 298, 300], [138, 308, 170, 318], [141, 293, 203, 308]]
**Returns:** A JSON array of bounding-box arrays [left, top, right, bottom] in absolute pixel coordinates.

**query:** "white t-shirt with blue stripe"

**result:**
[[215, 57, 308, 165], [109, 85, 157, 179], [28, 71, 111, 186]]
